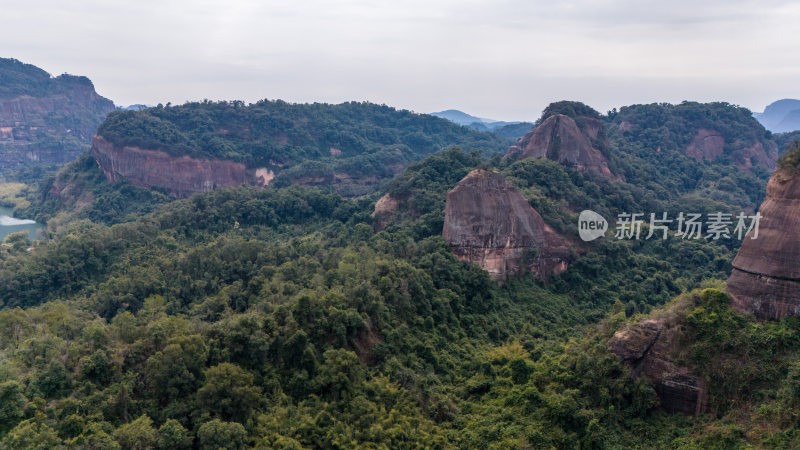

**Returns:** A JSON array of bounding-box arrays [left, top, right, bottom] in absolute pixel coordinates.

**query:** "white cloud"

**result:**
[[1, 0, 799, 120]]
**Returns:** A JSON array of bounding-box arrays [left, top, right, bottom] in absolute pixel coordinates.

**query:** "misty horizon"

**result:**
[[3, 0, 799, 122]]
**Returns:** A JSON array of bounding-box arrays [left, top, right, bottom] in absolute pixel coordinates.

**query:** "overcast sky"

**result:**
[[3, 0, 799, 121]]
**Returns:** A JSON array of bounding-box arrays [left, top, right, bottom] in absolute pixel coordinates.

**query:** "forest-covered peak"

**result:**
[[539, 100, 601, 122], [0, 57, 97, 99], [95, 100, 508, 166]]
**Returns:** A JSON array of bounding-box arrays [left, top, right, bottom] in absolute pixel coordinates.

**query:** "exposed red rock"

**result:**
[[727, 166, 800, 319], [609, 318, 709, 416], [684, 129, 778, 170], [0, 82, 114, 168], [90, 136, 272, 198], [685, 129, 725, 162], [735, 140, 778, 171], [442, 170, 571, 281], [508, 114, 618, 180]]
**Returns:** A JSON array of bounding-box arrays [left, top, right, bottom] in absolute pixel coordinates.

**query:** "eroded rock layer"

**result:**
[[90, 136, 271, 198], [728, 167, 800, 319], [0, 68, 114, 168], [442, 170, 571, 280]]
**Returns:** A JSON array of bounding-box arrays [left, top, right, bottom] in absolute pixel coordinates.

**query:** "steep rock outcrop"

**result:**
[[685, 129, 725, 162], [727, 165, 800, 319], [442, 170, 571, 280], [0, 59, 115, 168], [508, 114, 618, 180], [609, 319, 709, 416], [371, 193, 400, 230], [90, 136, 272, 198]]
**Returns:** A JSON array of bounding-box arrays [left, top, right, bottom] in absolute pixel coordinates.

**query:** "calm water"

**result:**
[[0, 206, 42, 241]]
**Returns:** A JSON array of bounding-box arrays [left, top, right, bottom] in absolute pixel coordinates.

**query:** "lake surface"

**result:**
[[0, 206, 42, 241]]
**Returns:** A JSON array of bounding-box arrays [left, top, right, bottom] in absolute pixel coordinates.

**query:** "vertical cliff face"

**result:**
[[90, 136, 272, 198], [609, 318, 709, 416], [727, 165, 800, 319], [508, 114, 618, 180], [0, 59, 115, 168], [442, 170, 571, 280]]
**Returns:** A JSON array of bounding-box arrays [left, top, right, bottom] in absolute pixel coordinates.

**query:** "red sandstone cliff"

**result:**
[[0, 64, 115, 168], [442, 170, 571, 280], [507, 114, 618, 180], [90, 136, 272, 198], [727, 164, 800, 319]]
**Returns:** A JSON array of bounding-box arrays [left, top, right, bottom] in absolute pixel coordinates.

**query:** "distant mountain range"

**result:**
[[754, 99, 800, 133], [431, 109, 532, 136], [118, 104, 150, 111]]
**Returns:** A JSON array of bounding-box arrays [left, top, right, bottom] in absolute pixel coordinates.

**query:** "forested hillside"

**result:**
[[1, 100, 797, 448], [94, 101, 507, 196], [606, 101, 774, 210]]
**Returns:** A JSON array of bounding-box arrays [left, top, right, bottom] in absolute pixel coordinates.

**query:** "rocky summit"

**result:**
[[442, 169, 572, 281], [507, 113, 618, 180]]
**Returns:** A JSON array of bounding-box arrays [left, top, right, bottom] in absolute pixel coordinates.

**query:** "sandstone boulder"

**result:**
[[609, 319, 709, 416]]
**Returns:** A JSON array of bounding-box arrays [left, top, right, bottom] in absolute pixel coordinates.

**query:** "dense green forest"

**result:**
[[604, 101, 773, 210], [0, 58, 99, 100], [1, 100, 798, 448]]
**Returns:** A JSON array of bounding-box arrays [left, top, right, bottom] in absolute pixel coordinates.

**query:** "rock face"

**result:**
[[685, 129, 725, 162], [508, 114, 618, 180], [684, 129, 777, 170], [609, 319, 709, 416], [442, 170, 571, 280], [371, 193, 400, 230], [90, 136, 272, 198], [727, 166, 800, 319], [0, 59, 115, 168]]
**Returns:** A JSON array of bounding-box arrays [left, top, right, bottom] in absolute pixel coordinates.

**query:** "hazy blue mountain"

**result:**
[[754, 99, 800, 133], [118, 104, 150, 111], [431, 109, 532, 137]]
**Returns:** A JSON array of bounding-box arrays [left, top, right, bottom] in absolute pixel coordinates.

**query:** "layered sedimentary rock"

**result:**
[[727, 166, 800, 319], [508, 114, 618, 180], [442, 170, 571, 280], [90, 136, 272, 198], [0, 59, 115, 168], [609, 319, 709, 416]]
